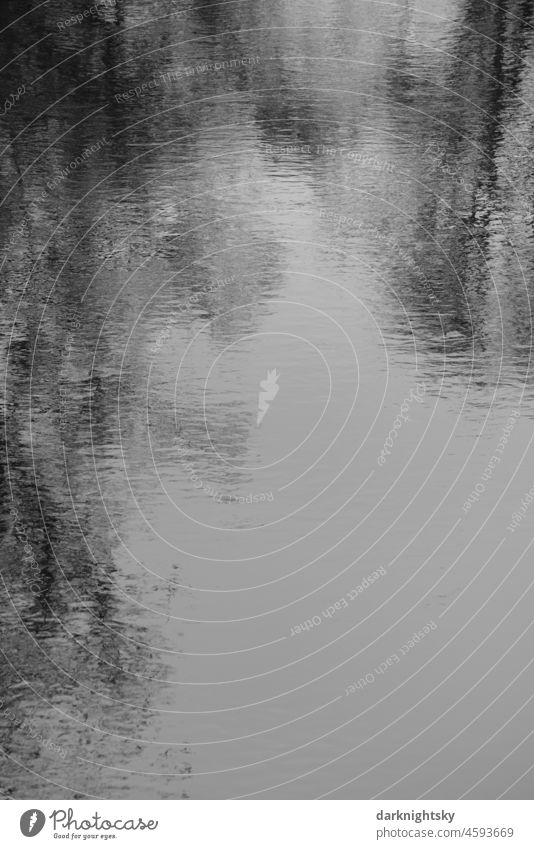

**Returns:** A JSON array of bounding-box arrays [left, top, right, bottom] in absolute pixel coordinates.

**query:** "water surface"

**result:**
[[1, 0, 534, 799]]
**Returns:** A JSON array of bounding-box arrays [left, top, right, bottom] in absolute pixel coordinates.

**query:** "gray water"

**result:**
[[1, 0, 534, 799]]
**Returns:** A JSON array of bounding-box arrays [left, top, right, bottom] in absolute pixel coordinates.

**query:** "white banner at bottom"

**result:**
[[1, 800, 533, 848]]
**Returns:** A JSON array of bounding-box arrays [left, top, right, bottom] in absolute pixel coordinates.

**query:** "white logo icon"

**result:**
[[20, 809, 46, 837], [257, 369, 280, 426]]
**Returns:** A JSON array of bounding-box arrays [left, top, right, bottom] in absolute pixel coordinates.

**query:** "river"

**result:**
[[1, 0, 534, 799]]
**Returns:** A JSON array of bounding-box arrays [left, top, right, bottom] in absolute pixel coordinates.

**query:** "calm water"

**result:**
[[1, 0, 534, 799]]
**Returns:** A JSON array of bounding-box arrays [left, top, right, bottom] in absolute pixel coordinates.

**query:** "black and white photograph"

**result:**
[[1, 0, 534, 841]]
